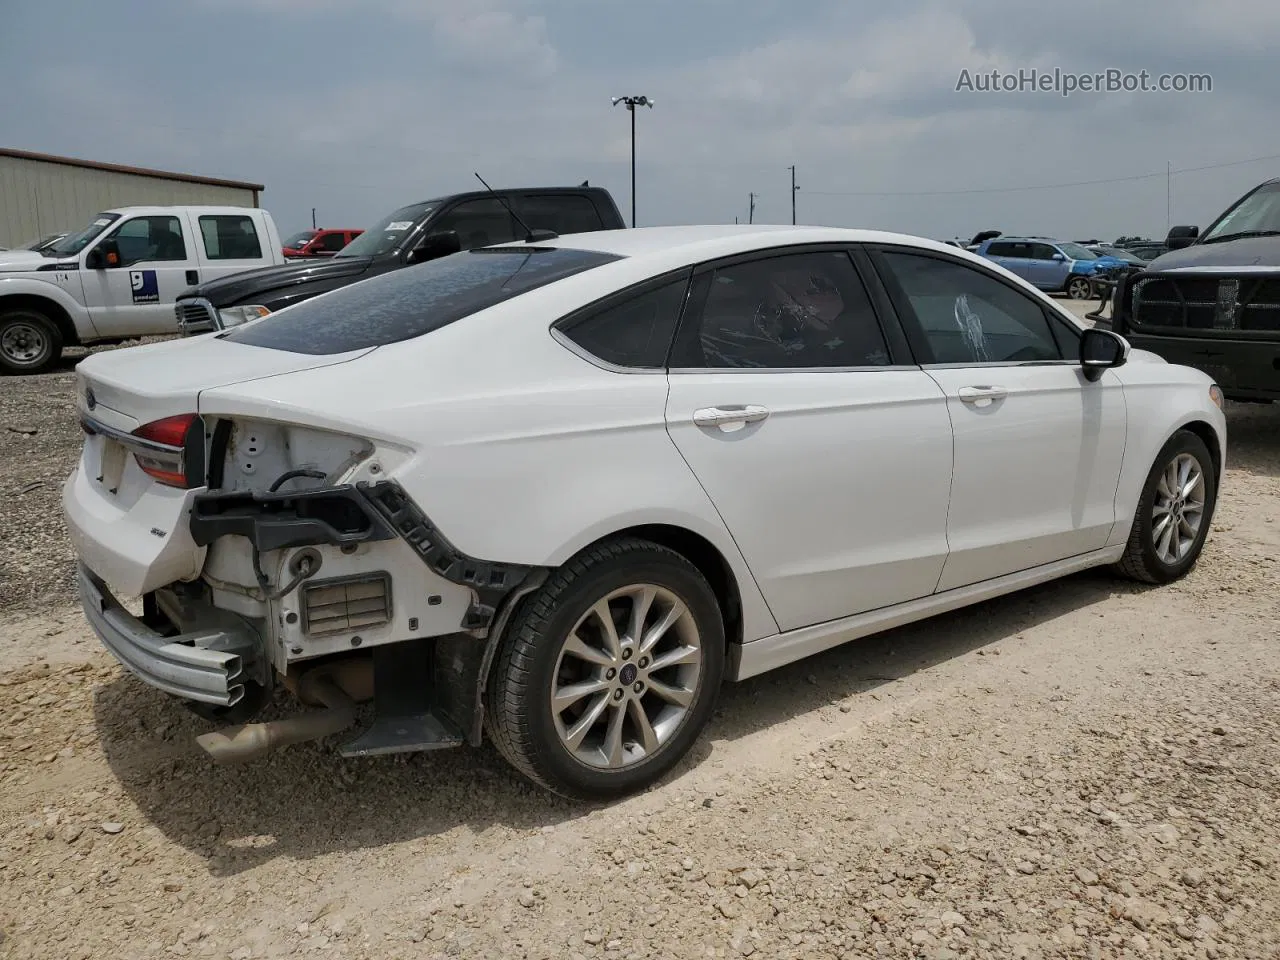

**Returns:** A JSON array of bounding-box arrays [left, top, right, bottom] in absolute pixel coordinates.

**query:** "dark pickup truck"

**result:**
[[176, 185, 625, 334], [1100, 177, 1280, 403]]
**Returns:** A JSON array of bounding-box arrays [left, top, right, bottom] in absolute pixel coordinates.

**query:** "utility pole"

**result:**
[[749, 192, 756, 224], [789, 166, 798, 225], [1166, 160, 1171, 234], [311, 207, 317, 229], [611, 96, 654, 227]]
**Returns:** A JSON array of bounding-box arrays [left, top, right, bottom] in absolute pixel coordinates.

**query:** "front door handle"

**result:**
[[957, 385, 1008, 404], [692, 405, 770, 428]]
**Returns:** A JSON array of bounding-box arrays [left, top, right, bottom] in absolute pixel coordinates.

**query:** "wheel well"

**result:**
[[0, 294, 79, 345], [605, 524, 744, 647], [1177, 419, 1223, 482]]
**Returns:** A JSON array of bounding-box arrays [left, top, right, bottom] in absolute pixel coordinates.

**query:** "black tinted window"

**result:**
[[199, 215, 263, 260], [881, 252, 1063, 364], [689, 251, 891, 369], [433, 198, 520, 249], [224, 247, 622, 355], [560, 278, 688, 369], [518, 195, 605, 236], [985, 241, 1016, 256]]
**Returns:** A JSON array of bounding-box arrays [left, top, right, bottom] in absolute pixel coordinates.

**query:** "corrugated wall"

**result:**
[[0, 155, 258, 248]]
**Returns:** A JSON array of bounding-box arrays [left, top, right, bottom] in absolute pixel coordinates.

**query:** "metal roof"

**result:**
[[0, 147, 265, 193]]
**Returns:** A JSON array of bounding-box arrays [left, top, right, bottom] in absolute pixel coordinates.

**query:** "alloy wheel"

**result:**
[[550, 583, 703, 770], [1151, 452, 1206, 565]]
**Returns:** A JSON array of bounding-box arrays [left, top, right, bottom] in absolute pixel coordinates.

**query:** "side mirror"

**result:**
[[87, 238, 120, 269], [1051, 252, 1066, 261], [1166, 224, 1199, 250], [1080, 328, 1128, 382], [408, 230, 462, 264]]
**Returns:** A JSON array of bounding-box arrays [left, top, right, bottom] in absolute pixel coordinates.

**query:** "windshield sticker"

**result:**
[[130, 270, 159, 304], [954, 294, 989, 361], [386, 221, 413, 231], [93, 218, 112, 227]]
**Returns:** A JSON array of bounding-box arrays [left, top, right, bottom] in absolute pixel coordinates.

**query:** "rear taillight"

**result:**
[[132, 414, 200, 488]]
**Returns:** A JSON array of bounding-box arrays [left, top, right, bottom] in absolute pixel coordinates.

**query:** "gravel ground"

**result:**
[[1, 330, 1277, 959]]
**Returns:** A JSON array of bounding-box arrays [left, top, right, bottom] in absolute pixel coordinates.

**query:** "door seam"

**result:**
[[660, 374, 782, 635]]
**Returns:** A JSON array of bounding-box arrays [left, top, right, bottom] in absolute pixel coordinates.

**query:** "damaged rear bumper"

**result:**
[[78, 563, 257, 707]]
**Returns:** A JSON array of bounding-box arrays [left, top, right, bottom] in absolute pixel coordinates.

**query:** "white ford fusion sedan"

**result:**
[[63, 224, 1226, 799]]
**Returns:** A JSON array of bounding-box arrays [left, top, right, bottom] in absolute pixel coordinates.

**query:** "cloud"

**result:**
[[6, 0, 1280, 241]]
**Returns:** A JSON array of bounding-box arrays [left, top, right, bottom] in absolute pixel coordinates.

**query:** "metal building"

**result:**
[[0, 148, 264, 249]]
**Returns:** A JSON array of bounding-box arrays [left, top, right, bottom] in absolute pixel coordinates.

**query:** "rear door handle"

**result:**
[[957, 385, 1008, 404], [692, 405, 770, 428]]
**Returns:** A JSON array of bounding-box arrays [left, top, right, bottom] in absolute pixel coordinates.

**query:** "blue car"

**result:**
[[975, 236, 1129, 299]]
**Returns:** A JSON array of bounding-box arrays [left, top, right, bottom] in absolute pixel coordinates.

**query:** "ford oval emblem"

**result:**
[[85, 387, 96, 410]]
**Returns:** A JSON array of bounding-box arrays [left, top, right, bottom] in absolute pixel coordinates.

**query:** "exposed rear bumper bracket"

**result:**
[[189, 485, 397, 553], [357, 479, 540, 631]]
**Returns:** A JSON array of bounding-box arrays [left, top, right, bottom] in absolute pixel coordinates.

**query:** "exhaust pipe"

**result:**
[[196, 672, 357, 764]]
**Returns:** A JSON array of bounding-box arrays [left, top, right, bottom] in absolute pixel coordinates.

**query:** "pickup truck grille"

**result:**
[[301, 573, 393, 637], [1131, 274, 1280, 332], [175, 298, 219, 335]]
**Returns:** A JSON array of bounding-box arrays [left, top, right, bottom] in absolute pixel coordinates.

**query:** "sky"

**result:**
[[4, 0, 1280, 243]]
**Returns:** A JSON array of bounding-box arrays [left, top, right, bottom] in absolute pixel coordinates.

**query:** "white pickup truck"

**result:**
[[0, 206, 284, 374]]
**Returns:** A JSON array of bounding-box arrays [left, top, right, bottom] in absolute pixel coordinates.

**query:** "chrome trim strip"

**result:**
[[79, 411, 182, 457]]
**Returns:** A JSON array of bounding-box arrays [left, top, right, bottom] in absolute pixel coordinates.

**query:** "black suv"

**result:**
[[176, 185, 625, 333], [1103, 177, 1280, 402]]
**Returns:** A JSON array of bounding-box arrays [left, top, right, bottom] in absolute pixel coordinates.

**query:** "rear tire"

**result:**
[[1112, 430, 1217, 584], [0, 309, 62, 375], [486, 537, 725, 801]]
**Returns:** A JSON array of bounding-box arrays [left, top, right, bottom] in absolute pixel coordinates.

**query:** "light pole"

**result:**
[[611, 95, 654, 227]]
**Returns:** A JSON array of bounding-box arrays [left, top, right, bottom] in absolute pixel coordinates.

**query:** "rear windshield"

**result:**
[[223, 246, 623, 355]]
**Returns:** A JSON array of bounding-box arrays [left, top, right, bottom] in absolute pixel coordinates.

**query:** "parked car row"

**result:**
[[0, 185, 626, 373], [281, 227, 364, 259]]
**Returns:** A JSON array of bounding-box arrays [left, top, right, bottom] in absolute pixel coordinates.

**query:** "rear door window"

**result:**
[[224, 247, 623, 355], [516, 195, 606, 236], [199, 215, 263, 260], [431, 198, 521, 249]]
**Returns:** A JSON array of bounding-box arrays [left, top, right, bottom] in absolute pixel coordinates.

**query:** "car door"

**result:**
[[81, 213, 198, 337], [663, 246, 954, 633], [1026, 242, 1065, 289], [869, 246, 1127, 591], [988, 241, 1033, 281], [194, 213, 271, 283]]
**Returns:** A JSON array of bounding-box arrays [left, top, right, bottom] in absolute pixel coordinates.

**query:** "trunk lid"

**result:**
[[77, 334, 375, 428]]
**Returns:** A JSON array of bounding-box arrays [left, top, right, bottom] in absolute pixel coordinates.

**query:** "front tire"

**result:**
[[486, 538, 725, 801], [1065, 276, 1094, 300], [1112, 430, 1217, 584], [0, 309, 62, 375]]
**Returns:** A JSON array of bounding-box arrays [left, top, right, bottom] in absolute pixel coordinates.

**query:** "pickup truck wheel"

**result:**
[[0, 309, 62, 375], [1112, 430, 1218, 585], [1065, 276, 1094, 300], [486, 538, 725, 800]]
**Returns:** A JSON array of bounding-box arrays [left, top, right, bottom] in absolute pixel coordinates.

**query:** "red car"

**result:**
[[281, 228, 364, 258]]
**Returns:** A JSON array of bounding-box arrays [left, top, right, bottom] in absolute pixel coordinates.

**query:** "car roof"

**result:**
[[101, 206, 262, 216], [492, 224, 973, 263]]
